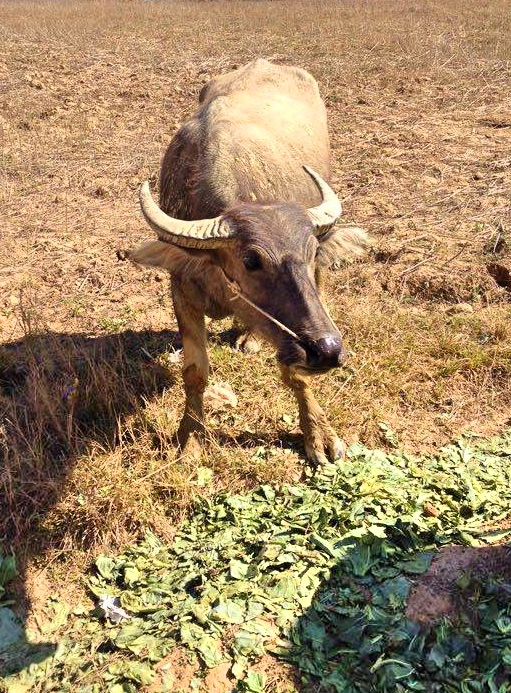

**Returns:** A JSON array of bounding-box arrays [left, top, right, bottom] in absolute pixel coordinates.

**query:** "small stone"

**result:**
[[204, 383, 238, 410], [446, 303, 474, 315]]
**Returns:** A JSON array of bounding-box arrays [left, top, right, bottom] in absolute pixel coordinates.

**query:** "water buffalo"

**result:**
[[130, 58, 368, 465]]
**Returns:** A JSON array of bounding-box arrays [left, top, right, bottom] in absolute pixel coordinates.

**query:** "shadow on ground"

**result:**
[[288, 538, 511, 691], [0, 328, 179, 676]]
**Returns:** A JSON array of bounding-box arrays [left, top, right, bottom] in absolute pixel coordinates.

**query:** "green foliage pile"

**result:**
[[3, 434, 511, 692]]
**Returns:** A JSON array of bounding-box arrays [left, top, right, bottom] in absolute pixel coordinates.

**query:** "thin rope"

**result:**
[[222, 273, 300, 341]]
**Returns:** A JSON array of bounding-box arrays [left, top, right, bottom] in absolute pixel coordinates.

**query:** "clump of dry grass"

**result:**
[[0, 0, 510, 585], [0, 329, 168, 549]]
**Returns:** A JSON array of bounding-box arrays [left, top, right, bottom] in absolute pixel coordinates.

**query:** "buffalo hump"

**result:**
[[160, 58, 331, 219]]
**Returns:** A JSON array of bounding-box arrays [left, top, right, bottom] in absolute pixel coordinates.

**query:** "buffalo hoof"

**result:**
[[179, 433, 205, 461], [176, 417, 206, 459], [235, 330, 261, 354], [304, 428, 345, 467]]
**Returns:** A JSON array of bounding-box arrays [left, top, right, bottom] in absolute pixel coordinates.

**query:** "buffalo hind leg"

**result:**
[[235, 331, 261, 354], [280, 364, 345, 466], [232, 318, 261, 354], [172, 278, 209, 456]]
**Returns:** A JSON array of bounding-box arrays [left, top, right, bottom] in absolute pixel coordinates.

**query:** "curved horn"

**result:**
[[139, 181, 235, 249], [304, 166, 342, 236]]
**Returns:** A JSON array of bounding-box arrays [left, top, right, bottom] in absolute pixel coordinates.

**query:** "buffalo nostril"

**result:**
[[306, 335, 344, 369]]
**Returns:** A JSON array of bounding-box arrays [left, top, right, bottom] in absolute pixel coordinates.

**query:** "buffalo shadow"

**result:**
[[0, 327, 179, 676]]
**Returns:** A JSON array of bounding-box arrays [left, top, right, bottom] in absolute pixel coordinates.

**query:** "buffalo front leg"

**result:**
[[172, 279, 209, 455], [280, 364, 345, 466]]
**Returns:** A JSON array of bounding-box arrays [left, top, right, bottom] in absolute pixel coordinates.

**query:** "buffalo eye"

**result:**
[[243, 252, 262, 272]]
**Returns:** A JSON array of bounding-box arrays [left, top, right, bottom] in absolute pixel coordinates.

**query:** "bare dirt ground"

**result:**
[[1, 0, 511, 647]]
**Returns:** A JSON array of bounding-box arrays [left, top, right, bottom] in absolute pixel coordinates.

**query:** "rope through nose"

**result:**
[[222, 273, 300, 341]]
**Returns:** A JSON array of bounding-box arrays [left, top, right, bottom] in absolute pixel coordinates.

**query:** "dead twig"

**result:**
[[441, 243, 469, 268], [398, 254, 436, 277], [76, 273, 90, 291]]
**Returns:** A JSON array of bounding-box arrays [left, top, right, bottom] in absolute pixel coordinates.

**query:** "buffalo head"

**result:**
[[136, 167, 359, 373]]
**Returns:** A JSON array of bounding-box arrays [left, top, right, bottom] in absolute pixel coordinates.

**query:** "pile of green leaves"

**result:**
[[3, 434, 511, 693]]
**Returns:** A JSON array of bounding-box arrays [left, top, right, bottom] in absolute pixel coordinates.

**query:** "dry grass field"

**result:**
[[1, 0, 511, 664]]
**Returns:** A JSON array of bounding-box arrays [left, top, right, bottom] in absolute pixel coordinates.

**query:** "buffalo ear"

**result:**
[[316, 226, 370, 268], [128, 240, 215, 273]]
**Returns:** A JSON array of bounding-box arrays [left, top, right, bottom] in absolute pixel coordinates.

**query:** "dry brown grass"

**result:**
[[1, 0, 510, 593]]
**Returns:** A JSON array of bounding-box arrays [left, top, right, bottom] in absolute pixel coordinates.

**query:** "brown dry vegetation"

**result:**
[[1, 0, 510, 596]]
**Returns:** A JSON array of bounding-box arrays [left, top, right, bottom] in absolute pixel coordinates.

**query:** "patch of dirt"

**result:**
[[9, 561, 86, 642], [202, 661, 233, 693], [406, 544, 511, 625], [148, 646, 199, 693], [8, 565, 53, 640], [249, 653, 301, 692]]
